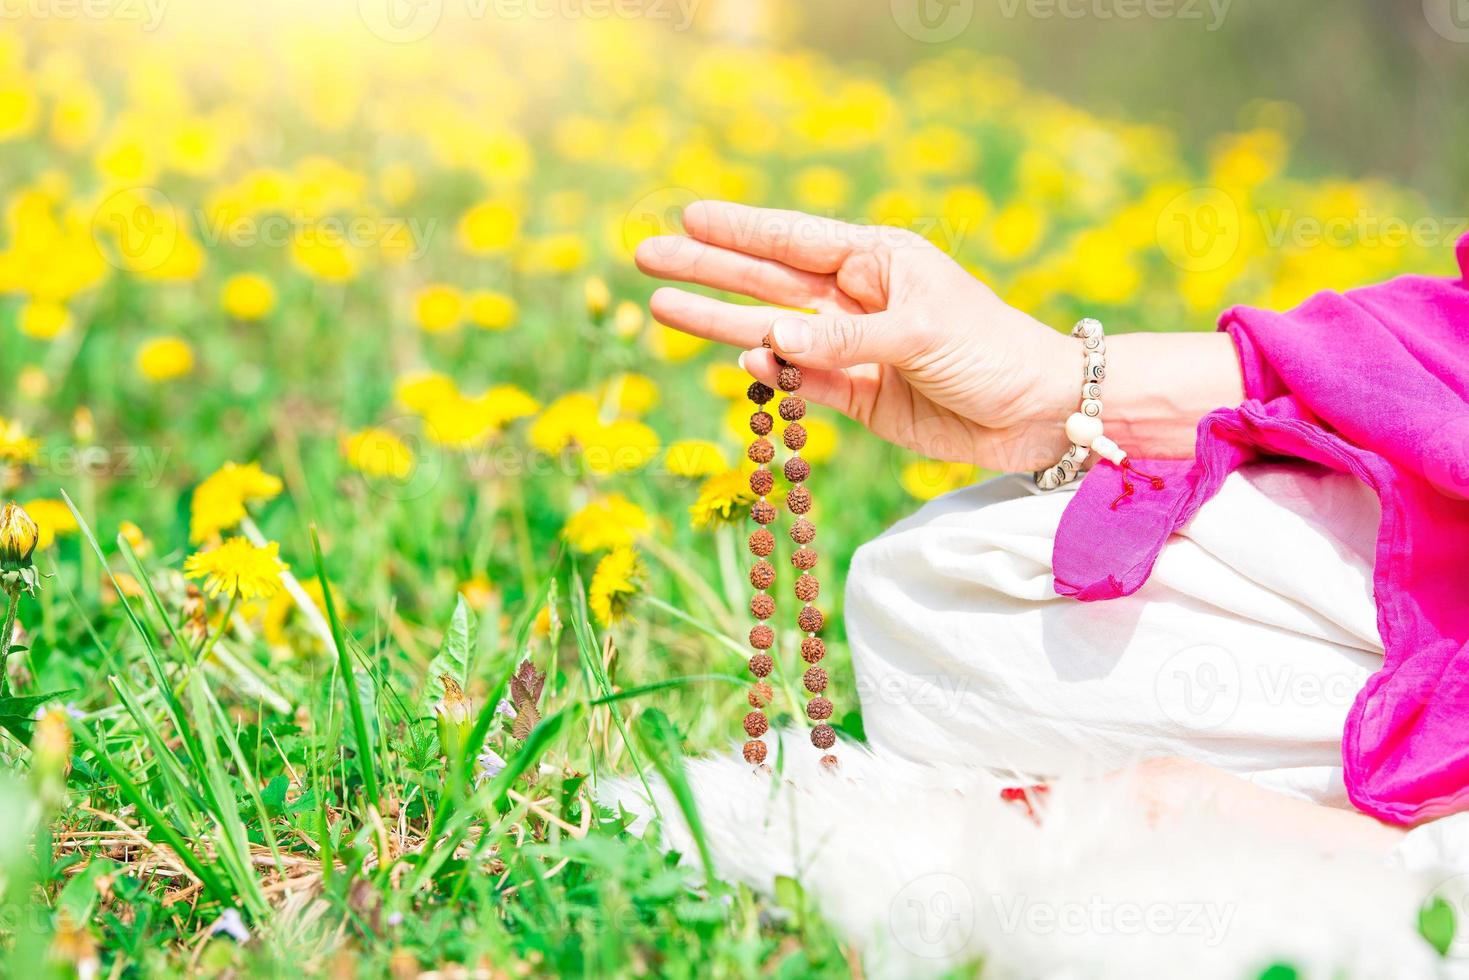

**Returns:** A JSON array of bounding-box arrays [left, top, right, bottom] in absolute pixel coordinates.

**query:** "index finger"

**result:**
[[682, 200, 878, 275]]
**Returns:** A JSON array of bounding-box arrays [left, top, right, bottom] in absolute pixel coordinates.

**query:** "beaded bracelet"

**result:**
[[742, 341, 838, 770], [1034, 317, 1166, 508]]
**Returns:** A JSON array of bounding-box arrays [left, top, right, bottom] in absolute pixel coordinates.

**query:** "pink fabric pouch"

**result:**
[[1053, 234, 1469, 825]]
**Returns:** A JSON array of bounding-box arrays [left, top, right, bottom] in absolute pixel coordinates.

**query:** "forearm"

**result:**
[[1030, 329, 1245, 463], [1104, 332, 1246, 458]]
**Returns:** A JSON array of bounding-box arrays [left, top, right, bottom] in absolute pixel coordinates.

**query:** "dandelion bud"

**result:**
[[585, 276, 611, 318], [72, 406, 95, 443], [433, 674, 474, 758], [0, 502, 39, 568], [612, 300, 644, 340], [33, 706, 72, 779]]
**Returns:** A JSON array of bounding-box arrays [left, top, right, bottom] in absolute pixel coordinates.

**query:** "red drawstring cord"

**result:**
[[999, 783, 1050, 823], [1109, 458, 1167, 510]]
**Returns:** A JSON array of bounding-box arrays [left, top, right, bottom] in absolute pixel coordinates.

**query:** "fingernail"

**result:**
[[737, 351, 749, 373], [772, 316, 811, 354]]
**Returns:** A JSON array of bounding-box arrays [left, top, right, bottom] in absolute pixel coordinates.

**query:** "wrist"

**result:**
[[1104, 332, 1243, 459], [1010, 323, 1083, 471]]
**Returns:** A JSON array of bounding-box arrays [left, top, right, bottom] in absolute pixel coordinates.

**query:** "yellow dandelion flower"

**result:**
[[414, 284, 464, 334], [646, 321, 708, 362], [899, 460, 979, 501], [600, 373, 659, 417], [479, 384, 540, 427], [987, 202, 1046, 263], [458, 575, 495, 611], [581, 419, 660, 476], [18, 299, 72, 340], [516, 233, 587, 275], [532, 604, 555, 638], [343, 427, 415, 480], [611, 300, 644, 340], [395, 371, 459, 413], [457, 198, 518, 255], [221, 273, 277, 321], [528, 393, 601, 454], [118, 520, 150, 557], [0, 418, 40, 463], [665, 439, 730, 479], [22, 498, 78, 551], [791, 164, 851, 212], [589, 546, 643, 627], [690, 469, 757, 530], [563, 494, 651, 553], [184, 537, 287, 600], [291, 237, 357, 282], [421, 394, 499, 451], [704, 363, 752, 400], [136, 337, 194, 382], [190, 461, 283, 543], [466, 290, 517, 331]]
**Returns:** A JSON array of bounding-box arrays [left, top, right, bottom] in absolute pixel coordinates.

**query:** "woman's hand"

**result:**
[[637, 200, 1244, 467], [637, 200, 1077, 470]]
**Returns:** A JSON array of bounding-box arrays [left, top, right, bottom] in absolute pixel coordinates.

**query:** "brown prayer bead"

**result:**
[[798, 606, 824, 633], [794, 573, 819, 602]]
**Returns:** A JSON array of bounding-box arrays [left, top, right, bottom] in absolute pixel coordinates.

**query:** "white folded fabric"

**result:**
[[845, 463, 1385, 807]]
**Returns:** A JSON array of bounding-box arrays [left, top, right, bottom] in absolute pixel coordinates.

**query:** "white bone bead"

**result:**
[[1065, 411, 1104, 448], [1091, 435, 1126, 465]]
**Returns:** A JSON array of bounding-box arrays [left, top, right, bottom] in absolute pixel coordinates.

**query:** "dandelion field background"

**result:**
[[1, 2, 1466, 976]]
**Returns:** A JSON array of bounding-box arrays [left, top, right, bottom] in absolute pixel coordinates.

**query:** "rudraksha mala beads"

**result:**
[[741, 344, 839, 770]]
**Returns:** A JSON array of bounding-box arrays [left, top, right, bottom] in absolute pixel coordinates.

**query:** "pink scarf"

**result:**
[[1054, 234, 1469, 825]]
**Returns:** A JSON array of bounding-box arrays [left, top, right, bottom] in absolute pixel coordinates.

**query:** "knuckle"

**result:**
[[827, 315, 864, 360]]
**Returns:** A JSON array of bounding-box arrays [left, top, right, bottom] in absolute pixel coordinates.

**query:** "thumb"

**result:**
[[768, 311, 906, 370]]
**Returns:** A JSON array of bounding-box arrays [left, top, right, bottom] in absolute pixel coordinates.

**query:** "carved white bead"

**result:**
[[1065, 411, 1104, 447], [1091, 435, 1126, 465], [1081, 398, 1102, 417]]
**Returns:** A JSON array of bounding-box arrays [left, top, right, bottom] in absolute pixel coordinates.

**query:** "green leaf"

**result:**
[[0, 690, 74, 742], [635, 708, 717, 888], [310, 525, 379, 807], [1420, 894, 1457, 957], [57, 857, 118, 925], [422, 594, 476, 714]]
